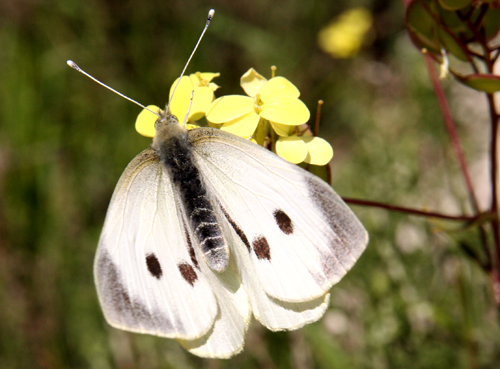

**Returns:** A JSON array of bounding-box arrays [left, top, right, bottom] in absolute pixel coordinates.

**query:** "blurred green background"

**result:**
[[1, 0, 499, 368]]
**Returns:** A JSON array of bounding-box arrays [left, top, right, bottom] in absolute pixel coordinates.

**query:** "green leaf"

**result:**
[[483, 7, 500, 40], [437, 27, 469, 61], [406, 0, 441, 54], [437, 0, 472, 11], [438, 5, 471, 36], [406, 0, 471, 60], [455, 74, 500, 93]]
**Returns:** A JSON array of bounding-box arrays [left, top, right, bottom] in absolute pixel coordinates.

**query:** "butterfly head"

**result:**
[[152, 108, 187, 149]]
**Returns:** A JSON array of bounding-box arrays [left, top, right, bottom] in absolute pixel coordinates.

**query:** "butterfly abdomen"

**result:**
[[155, 127, 229, 273]]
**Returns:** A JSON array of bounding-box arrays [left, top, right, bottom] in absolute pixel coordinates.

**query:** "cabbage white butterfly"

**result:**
[[69, 9, 368, 359]]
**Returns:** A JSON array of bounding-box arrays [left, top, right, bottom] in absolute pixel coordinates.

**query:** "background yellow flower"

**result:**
[[318, 8, 373, 58]]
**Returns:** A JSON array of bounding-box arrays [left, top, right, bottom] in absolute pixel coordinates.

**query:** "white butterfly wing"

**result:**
[[218, 208, 331, 331], [190, 128, 367, 315], [177, 249, 251, 358], [95, 126, 367, 356], [94, 149, 219, 341]]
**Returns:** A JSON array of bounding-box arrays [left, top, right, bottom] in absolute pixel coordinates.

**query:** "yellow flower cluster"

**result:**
[[135, 68, 333, 166], [318, 8, 373, 59]]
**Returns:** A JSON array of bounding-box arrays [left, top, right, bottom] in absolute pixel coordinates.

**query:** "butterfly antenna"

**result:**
[[66, 60, 160, 117], [165, 9, 215, 113], [182, 90, 195, 127]]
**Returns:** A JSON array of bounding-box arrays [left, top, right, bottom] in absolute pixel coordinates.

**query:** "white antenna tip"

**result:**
[[67, 60, 78, 69], [208, 9, 215, 20]]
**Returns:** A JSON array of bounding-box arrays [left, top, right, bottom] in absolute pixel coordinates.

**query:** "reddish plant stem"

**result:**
[[486, 92, 500, 304], [488, 95, 498, 219], [424, 54, 481, 214], [343, 197, 478, 221], [425, 52, 493, 276], [482, 28, 500, 304]]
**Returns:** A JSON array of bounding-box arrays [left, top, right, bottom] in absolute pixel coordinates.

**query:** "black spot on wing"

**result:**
[[95, 250, 174, 332], [273, 209, 293, 235], [220, 206, 251, 252], [184, 226, 199, 269], [178, 263, 198, 286], [252, 236, 271, 260], [146, 253, 163, 279]]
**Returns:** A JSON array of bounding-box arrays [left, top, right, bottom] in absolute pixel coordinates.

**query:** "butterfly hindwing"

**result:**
[[177, 208, 251, 358], [94, 148, 218, 340], [216, 202, 332, 331]]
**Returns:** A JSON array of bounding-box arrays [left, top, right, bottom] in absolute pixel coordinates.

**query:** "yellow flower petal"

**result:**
[[191, 72, 220, 87], [270, 122, 294, 137], [135, 105, 160, 137], [303, 136, 334, 165], [275, 136, 308, 164], [220, 113, 261, 138], [260, 96, 310, 125], [206, 95, 254, 123], [189, 87, 215, 121], [259, 76, 300, 100], [169, 76, 195, 122], [240, 68, 267, 97], [208, 82, 220, 91], [168, 75, 214, 122]]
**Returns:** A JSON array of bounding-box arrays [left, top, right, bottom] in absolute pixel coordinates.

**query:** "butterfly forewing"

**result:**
[[94, 148, 218, 340], [189, 128, 368, 304]]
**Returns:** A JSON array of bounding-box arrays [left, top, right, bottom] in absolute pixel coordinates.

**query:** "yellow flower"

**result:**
[[135, 68, 333, 167], [169, 72, 220, 122], [318, 8, 373, 58], [135, 72, 219, 137], [206, 68, 310, 139], [276, 135, 334, 165], [135, 105, 160, 137]]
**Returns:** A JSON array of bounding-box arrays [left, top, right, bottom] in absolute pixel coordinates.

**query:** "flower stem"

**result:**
[[424, 53, 494, 289], [343, 197, 478, 221], [486, 92, 500, 304], [483, 31, 500, 304], [424, 54, 480, 214]]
